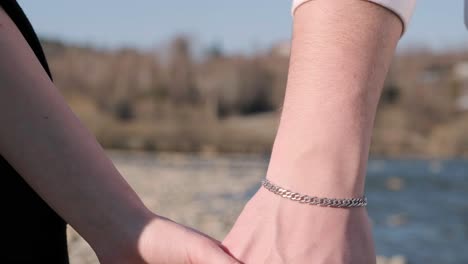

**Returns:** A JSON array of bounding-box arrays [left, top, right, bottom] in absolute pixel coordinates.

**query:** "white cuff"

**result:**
[[292, 0, 417, 35]]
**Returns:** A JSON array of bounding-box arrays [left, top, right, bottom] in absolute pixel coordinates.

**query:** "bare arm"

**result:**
[[0, 7, 238, 264], [0, 6, 151, 252], [224, 1, 402, 263], [268, 0, 402, 198]]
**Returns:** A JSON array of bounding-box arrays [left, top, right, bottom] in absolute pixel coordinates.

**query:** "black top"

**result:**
[[1, 0, 52, 78], [0, 1, 69, 263]]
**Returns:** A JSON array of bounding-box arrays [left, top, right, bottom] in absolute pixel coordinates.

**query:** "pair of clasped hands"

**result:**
[[97, 186, 375, 264]]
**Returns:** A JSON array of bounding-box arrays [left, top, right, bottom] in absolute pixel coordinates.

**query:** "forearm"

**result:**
[[267, 0, 402, 197], [0, 8, 150, 252]]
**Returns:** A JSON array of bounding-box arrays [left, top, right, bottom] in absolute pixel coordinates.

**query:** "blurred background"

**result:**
[[19, 0, 468, 263]]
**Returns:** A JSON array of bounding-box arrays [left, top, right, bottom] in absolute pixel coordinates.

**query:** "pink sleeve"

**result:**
[[292, 0, 417, 34]]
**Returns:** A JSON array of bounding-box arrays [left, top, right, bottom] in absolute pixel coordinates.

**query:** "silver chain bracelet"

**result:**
[[261, 178, 367, 208]]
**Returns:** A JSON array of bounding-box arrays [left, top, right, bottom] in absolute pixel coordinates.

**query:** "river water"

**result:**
[[364, 159, 468, 264]]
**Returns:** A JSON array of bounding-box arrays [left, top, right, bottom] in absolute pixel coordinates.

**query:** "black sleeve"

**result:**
[[0, 0, 53, 80]]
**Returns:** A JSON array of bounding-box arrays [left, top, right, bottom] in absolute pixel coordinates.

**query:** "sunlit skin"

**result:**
[[0, 7, 239, 264], [223, 1, 402, 263], [2, 0, 403, 263]]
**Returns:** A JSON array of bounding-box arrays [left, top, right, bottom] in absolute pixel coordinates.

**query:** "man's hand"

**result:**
[[223, 188, 375, 264]]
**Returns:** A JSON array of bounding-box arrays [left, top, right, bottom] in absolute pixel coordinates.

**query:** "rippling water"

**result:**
[[365, 159, 468, 264]]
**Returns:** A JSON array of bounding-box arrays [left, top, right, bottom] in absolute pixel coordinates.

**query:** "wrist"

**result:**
[[88, 202, 155, 261], [267, 130, 369, 198], [267, 82, 375, 198]]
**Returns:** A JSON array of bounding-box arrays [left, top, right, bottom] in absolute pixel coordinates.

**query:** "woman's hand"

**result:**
[[97, 213, 241, 264], [223, 187, 376, 264]]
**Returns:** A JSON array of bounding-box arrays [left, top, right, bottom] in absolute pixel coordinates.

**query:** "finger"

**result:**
[[202, 244, 243, 264]]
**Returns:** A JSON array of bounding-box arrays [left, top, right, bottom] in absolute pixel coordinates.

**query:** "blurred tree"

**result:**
[[238, 60, 275, 115], [168, 36, 199, 104], [205, 42, 224, 60], [114, 99, 134, 121]]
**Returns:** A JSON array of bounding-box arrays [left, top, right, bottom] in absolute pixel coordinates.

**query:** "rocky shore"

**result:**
[[67, 151, 406, 264]]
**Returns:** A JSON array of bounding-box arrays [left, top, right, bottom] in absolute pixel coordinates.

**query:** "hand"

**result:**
[[96, 212, 241, 264], [223, 187, 376, 264]]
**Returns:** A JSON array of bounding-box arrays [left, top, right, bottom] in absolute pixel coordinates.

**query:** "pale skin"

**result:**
[[223, 0, 402, 263], [0, 0, 402, 264]]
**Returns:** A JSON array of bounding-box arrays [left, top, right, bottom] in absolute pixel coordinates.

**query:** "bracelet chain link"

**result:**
[[261, 178, 367, 208]]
